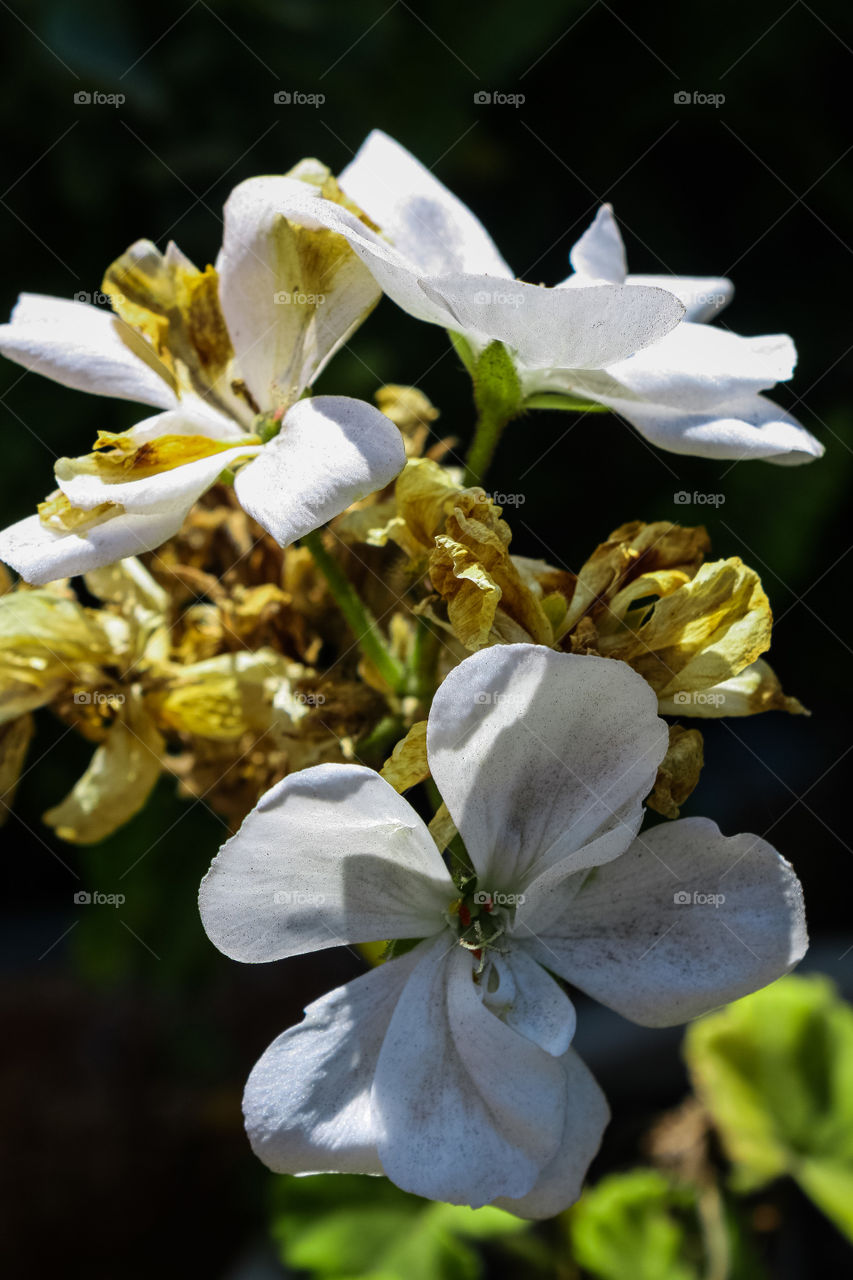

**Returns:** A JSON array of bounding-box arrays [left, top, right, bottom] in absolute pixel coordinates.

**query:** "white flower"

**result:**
[[0, 185, 406, 585], [550, 204, 822, 463], [199, 644, 807, 1217], [322, 130, 820, 465], [218, 145, 685, 409]]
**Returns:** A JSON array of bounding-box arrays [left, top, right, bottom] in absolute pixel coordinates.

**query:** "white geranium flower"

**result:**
[[332, 131, 821, 465], [199, 644, 807, 1217], [551, 203, 823, 463], [0, 178, 405, 585], [217, 156, 685, 415]]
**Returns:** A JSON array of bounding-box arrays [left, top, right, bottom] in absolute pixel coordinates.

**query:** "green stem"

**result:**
[[301, 528, 406, 694], [355, 714, 405, 769], [697, 1183, 730, 1280], [463, 406, 512, 487], [407, 616, 440, 708]]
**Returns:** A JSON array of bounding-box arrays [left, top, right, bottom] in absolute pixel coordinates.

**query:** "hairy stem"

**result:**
[[463, 407, 511, 487]]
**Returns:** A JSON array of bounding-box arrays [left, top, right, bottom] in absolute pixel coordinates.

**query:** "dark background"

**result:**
[[1, 1, 851, 1275]]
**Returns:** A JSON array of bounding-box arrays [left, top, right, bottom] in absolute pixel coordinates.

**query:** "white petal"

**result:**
[[237, 176, 456, 329], [56, 436, 260, 513], [601, 390, 823, 463], [373, 937, 565, 1207], [233, 395, 405, 547], [218, 177, 381, 406], [419, 276, 684, 372], [602, 323, 797, 409], [340, 129, 513, 278], [628, 274, 733, 322], [426, 646, 668, 887], [0, 505, 192, 585], [0, 293, 176, 409], [244, 946, 424, 1176], [495, 1049, 609, 1219], [484, 948, 576, 1055], [199, 763, 454, 963], [524, 817, 808, 1027], [567, 205, 627, 283]]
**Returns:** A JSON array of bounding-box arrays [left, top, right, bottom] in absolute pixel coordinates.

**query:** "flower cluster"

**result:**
[[0, 130, 815, 1219]]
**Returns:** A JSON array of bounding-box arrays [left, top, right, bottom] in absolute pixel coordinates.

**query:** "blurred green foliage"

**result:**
[[686, 974, 853, 1244], [570, 1169, 702, 1280], [269, 1173, 530, 1279]]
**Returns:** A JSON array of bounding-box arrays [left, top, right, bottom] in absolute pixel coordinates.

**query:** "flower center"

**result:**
[[254, 407, 286, 443], [448, 887, 513, 965]]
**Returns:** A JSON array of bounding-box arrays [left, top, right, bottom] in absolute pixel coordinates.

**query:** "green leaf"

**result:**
[[568, 1169, 700, 1280], [685, 973, 853, 1241], [269, 1173, 528, 1280], [524, 392, 610, 413]]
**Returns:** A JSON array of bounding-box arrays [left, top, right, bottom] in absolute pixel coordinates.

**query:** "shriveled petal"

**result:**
[[658, 658, 807, 717], [0, 714, 34, 818], [373, 938, 566, 1207], [0, 587, 111, 720], [525, 817, 807, 1027], [198, 763, 454, 963], [601, 391, 823, 464], [629, 274, 733, 322], [0, 293, 177, 408], [43, 692, 164, 843], [233, 395, 405, 548], [340, 129, 513, 278], [597, 556, 773, 699], [567, 205, 627, 283], [379, 719, 429, 792], [218, 176, 381, 406], [419, 276, 684, 372], [484, 949, 576, 1056], [495, 1049, 609, 1219], [426, 645, 668, 887], [244, 945, 424, 1176], [0, 505, 195, 586]]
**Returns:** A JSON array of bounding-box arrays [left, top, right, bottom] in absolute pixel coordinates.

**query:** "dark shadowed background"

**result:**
[[1, 1, 851, 1276]]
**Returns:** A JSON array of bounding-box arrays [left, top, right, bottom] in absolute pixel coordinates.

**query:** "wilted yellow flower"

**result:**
[[344, 464, 803, 819], [0, 545, 386, 843], [559, 520, 804, 720]]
